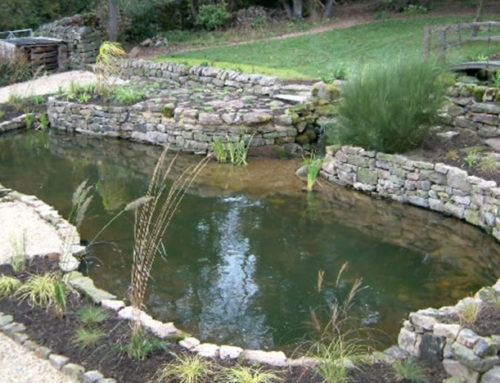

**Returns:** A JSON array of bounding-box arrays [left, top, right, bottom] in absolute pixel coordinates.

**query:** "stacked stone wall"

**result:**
[[444, 83, 500, 138], [321, 145, 500, 240], [36, 14, 102, 70], [117, 59, 283, 96], [397, 281, 500, 383], [47, 97, 297, 153]]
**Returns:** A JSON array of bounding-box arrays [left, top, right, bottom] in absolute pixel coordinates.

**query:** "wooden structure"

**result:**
[[5, 38, 66, 72], [424, 21, 500, 62]]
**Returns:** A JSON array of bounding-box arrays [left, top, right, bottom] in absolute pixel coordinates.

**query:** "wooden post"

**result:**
[[440, 27, 448, 62], [424, 25, 431, 57]]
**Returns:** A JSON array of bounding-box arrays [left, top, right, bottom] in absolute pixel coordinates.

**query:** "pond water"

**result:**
[[1, 131, 499, 351]]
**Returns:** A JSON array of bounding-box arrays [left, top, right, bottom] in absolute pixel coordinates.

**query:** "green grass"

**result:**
[[76, 305, 109, 326], [158, 15, 500, 80], [154, 355, 216, 383], [73, 327, 106, 350]]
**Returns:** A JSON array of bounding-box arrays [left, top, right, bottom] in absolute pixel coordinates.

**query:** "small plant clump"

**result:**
[[463, 149, 481, 168], [302, 153, 324, 192], [112, 86, 146, 104], [220, 366, 282, 383], [393, 358, 428, 383], [76, 305, 109, 326], [211, 134, 254, 166], [24, 111, 34, 130], [73, 327, 106, 350], [154, 355, 216, 383], [16, 272, 59, 308], [459, 299, 481, 324], [0, 275, 22, 297], [121, 328, 168, 361]]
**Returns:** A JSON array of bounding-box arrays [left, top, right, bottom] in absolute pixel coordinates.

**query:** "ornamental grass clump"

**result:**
[[336, 59, 446, 153], [130, 146, 209, 334], [0, 275, 22, 296], [154, 355, 216, 383]]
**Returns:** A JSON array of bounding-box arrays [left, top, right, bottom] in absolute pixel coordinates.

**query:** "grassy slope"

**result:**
[[157, 15, 499, 80]]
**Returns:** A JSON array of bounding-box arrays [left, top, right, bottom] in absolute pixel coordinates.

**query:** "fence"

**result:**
[[424, 21, 500, 61]]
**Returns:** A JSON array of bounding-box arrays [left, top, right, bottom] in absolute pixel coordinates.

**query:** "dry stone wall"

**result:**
[[117, 59, 283, 96], [444, 83, 500, 138], [47, 97, 298, 154], [397, 280, 500, 383], [36, 14, 102, 70], [321, 145, 500, 240]]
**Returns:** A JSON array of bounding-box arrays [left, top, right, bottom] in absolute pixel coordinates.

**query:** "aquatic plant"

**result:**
[[303, 152, 323, 192], [393, 358, 428, 383], [39, 113, 49, 131], [220, 366, 282, 383], [212, 137, 227, 163], [154, 355, 216, 383], [0, 275, 22, 296], [24, 111, 34, 130], [130, 146, 209, 333]]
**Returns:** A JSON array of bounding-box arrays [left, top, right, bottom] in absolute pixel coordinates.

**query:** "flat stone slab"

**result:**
[[67, 271, 116, 303], [242, 349, 288, 367], [273, 94, 306, 103]]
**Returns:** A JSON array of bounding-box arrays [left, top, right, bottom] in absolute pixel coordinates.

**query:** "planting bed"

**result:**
[[0, 256, 450, 383]]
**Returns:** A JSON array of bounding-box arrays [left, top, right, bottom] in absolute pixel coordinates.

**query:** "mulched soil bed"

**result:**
[[410, 130, 500, 184], [0, 256, 447, 382], [0, 100, 47, 123]]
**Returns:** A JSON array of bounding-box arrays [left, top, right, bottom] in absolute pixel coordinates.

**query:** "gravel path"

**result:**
[[0, 71, 97, 104], [0, 201, 63, 265], [0, 332, 73, 383]]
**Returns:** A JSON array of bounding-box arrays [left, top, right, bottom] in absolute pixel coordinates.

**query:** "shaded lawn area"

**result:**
[[157, 15, 500, 80]]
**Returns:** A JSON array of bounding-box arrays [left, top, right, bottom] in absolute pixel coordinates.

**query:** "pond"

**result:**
[[1, 130, 499, 351]]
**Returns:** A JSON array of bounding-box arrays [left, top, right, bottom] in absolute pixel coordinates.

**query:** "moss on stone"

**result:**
[[295, 132, 310, 145], [162, 103, 175, 118], [291, 113, 300, 124], [473, 87, 485, 102]]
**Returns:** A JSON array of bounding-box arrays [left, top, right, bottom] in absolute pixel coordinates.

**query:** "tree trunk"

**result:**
[[190, 0, 199, 18], [283, 2, 293, 20], [108, 0, 119, 42], [292, 0, 303, 19], [323, 0, 335, 19]]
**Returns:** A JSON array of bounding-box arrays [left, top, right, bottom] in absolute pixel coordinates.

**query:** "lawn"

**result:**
[[156, 15, 500, 80]]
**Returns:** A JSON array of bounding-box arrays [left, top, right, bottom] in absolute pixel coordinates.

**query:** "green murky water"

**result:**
[[1, 131, 499, 350]]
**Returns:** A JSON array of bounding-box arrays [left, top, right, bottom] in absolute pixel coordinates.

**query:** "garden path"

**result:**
[[0, 200, 63, 265], [0, 70, 97, 103], [0, 332, 73, 383]]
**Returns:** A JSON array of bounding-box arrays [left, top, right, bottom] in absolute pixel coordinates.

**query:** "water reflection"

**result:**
[[0, 130, 499, 350]]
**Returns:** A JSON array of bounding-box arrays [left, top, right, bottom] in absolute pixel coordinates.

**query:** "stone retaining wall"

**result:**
[[444, 83, 500, 138], [321, 145, 500, 240], [397, 280, 500, 383], [0, 183, 81, 272], [117, 59, 283, 96], [47, 97, 299, 154], [36, 14, 102, 70]]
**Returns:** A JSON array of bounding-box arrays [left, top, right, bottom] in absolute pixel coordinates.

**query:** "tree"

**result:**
[[108, 0, 119, 41]]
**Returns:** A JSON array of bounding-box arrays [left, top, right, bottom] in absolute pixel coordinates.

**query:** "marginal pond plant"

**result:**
[[211, 134, 254, 166], [302, 152, 324, 192], [307, 263, 368, 383], [130, 146, 209, 334]]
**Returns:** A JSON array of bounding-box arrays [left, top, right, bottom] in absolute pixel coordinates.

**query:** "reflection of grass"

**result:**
[[159, 15, 499, 80]]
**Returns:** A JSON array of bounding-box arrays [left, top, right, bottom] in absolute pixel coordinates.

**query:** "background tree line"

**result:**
[[0, 0, 486, 42]]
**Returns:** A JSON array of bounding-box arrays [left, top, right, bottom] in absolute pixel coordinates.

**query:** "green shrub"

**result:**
[[196, 3, 229, 31], [336, 59, 446, 153], [0, 56, 33, 87]]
